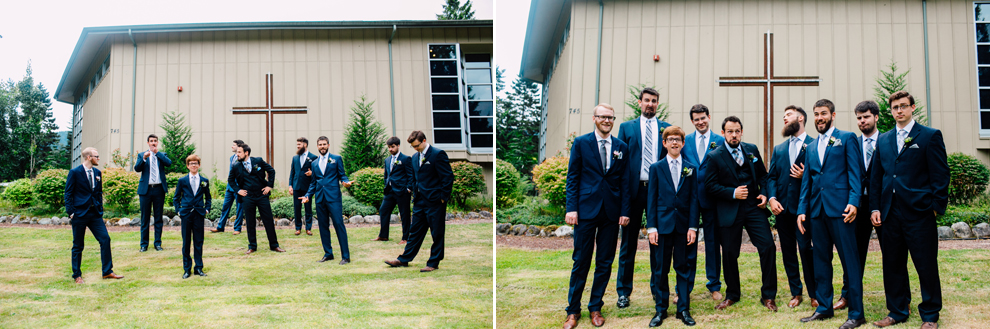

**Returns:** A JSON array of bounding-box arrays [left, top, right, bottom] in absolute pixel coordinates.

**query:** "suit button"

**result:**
[[893, 175, 896, 178]]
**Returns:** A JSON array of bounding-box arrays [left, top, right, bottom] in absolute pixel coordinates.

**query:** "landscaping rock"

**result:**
[[468, 212, 480, 219], [937, 226, 954, 239], [30, 217, 39, 224], [526, 225, 541, 236], [446, 213, 457, 221], [106, 218, 119, 226], [39, 217, 52, 225], [974, 223, 990, 239], [204, 219, 213, 228], [638, 228, 647, 240], [12, 215, 21, 224], [496, 223, 511, 235], [390, 214, 400, 223], [130, 218, 141, 226], [349, 215, 364, 224], [740, 229, 750, 244], [118, 218, 132, 226], [365, 215, 380, 224], [697, 229, 705, 242], [554, 225, 574, 238], [539, 229, 548, 237], [951, 222, 975, 239], [871, 229, 878, 240], [511, 224, 527, 236], [277, 218, 291, 227], [0, 216, 7, 223], [480, 211, 492, 218]]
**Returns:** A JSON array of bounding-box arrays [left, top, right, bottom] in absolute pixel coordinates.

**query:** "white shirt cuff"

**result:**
[[647, 228, 657, 234], [689, 228, 698, 232]]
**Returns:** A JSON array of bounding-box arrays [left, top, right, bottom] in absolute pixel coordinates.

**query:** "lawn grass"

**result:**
[[0, 223, 493, 328], [497, 246, 990, 328]]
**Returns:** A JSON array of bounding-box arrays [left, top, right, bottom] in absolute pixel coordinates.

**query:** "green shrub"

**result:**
[[498, 196, 566, 226], [347, 167, 385, 208], [936, 205, 990, 227], [451, 161, 486, 206], [33, 169, 68, 209], [2, 179, 34, 208], [102, 168, 139, 211], [211, 179, 227, 197], [271, 196, 294, 219], [496, 159, 521, 209], [531, 156, 568, 207], [206, 199, 225, 220], [947, 152, 990, 205], [342, 194, 377, 217]]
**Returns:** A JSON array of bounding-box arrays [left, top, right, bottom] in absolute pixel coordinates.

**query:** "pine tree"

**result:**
[[495, 74, 542, 175], [873, 61, 927, 133], [624, 83, 670, 122], [159, 111, 196, 174], [437, 0, 475, 20], [1, 63, 60, 179], [341, 95, 387, 175]]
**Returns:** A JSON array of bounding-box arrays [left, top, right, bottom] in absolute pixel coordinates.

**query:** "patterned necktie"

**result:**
[[150, 154, 158, 184], [599, 139, 608, 171], [865, 138, 875, 168], [87, 169, 94, 189], [732, 149, 743, 166], [698, 134, 707, 162], [643, 120, 653, 177], [244, 160, 251, 173], [671, 159, 680, 188], [898, 129, 908, 153]]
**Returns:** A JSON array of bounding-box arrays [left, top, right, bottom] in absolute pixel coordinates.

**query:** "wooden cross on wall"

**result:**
[[718, 31, 820, 158], [232, 73, 307, 162]]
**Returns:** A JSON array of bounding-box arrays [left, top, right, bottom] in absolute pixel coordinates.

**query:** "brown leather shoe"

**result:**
[[102, 272, 123, 279], [210, 228, 223, 233], [420, 266, 437, 272], [295, 230, 301, 235], [74, 277, 84, 284], [562, 314, 580, 329], [788, 295, 803, 308], [589, 311, 605, 327], [306, 230, 313, 236], [811, 298, 819, 308], [672, 293, 679, 304], [245, 249, 256, 254], [371, 237, 389, 241], [384, 259, 409, 267], [920, 322, 938, 329], [399, 240, 407, 244], [271, 247, 286, 253], [834, 297, 848, 310], [712, 291, 723, 301], [232, 231, 241, 235], [762, 298, 778, 312], [715, 299, 735, 310], [872, 316, 907, 327]]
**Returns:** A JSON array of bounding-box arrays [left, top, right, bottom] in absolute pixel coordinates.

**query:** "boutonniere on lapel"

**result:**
[[659, 126, 666, 134], [394, 159, 402, 166], [802, 143, 808, 151], [327, 157, 336, 164], [254, 165, 261, 172], [200, 181, 208, 188], [903, 137, 919, 150], [681, 167, 694, 177], [746, 154, 757, 163], [612, 150, 623, 160], [828, 136, 842, 147], [709, 142, 718, 150], [95, 175, 101, 182]]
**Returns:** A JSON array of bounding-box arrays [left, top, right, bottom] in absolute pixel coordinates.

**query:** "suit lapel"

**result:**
[[658, 159, 674, 188], [896, 125, 923, 158], [587, 135, 605, 174]]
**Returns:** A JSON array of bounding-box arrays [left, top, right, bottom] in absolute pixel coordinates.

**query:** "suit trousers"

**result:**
[[139, 184, 165, 248], [377, 189, 411, 240], [70, 211, 114, 278], [881, 198, 941, 323], [840, 199, 882, 299], [315, 199, 350, 259], [700, 206, 722, 293], [242, 194, 279, 250], [616, 183, 647, 297], [181, 212, 205, 272], [719, 205, 777, 302], [216, 189, 244, 231], [565, 208, 620, 315], [293, 188, 314, 230], [811, 214, 864, 320], [397, 197, 446, 268], [649, 231, 698, 314], [775, 210, 816, 297]]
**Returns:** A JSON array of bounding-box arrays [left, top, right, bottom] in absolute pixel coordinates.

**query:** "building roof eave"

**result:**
[[520, 0, 569, 84]]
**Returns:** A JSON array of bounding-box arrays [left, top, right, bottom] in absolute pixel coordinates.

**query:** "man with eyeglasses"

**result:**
[[562, 103, 630, 329], [869, 91, 948, 329], [615, 87, 671, 309], [65, 147, 123, 283]]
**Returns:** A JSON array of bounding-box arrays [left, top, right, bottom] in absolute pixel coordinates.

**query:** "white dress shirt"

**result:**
[[640, 117, 660, 181], [595, 132, 612, 171], [817, 126, 836, 164]]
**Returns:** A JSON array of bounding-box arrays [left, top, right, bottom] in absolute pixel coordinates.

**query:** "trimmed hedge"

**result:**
[[496, 159, 521, 209], [947, 152, 990, 205], [102, 168, 140, 211], [348, 167, 385, 208], [2, 179, 34, 208], [451, 161, 486, 206], [936, 205, 990, 227], [33, 169, 69, 209], [343, 194, 377, 217], [531, 156, 568, 208], [271, 196, 294, 219]]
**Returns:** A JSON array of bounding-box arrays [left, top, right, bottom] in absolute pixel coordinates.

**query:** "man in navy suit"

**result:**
[[645, 126, 700, 327], [560, 104, 630, 329], [212, 140, 245, 235], [65, 147, 123, 283], [704, 116, 777, 312], [289, 137, 318, 236], [797, 99, 865, 329], [300, 136, 353, 265], [373, 136, 414, 243], [767, 105, 818, 309], [173, 154, 212, 279], [615, 87, 670, 309], [384, 131, 454, 273], [228, 144, 284, 254], [681, 104, 726, 301], [134, 134, 172, 252], [869, 91, 948, 329]]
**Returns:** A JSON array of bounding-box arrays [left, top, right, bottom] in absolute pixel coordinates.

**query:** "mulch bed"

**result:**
[[497, 235, 990, 252]]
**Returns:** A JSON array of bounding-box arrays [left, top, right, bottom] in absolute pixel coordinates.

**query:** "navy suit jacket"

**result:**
[[798, 129, 863, 219], [869, 123, 950, 220], [683, 131, 726, 209], [305, 153, 350, 204], [173, 175, 213, 217], [411, 146, 454, 203], [565, 132, 630, 221], [64, 165, 104, 219], [226, 154, 238, 192], [134, 151, 172, 195], [383, 153, 414, 195], [767, 135, 814, 214], [289, 152, 318, 191], [646, 157, 700, 234], [703, 142, 769, 227], [227, 157, 275, 199], [617, 118, 671, 204]]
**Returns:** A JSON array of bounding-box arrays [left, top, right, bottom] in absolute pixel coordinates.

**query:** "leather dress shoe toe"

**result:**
[[245, 249, 256, 255], [789, 295, 803, 308], [232, 231, 240, 235], [872, 316, 907, 327], [102, 272, 124, 279], [295, 230, 301, 235], [839, 318, 867, 329], [420, 266, 437, 272], [589, 311, 605, 327], [616, 295, 630, 308], [676, 311, 696, 326], [649, 311, 667, 327], [74, 277, 84, 284], [182, 272, 191, 279], [271, 247, 286, 252], [920, 322, 938, 329], [711, 291, 723, 301], [155, 246, 163, 251], [384, 259, 409, 267], [371, 237, 389, 241], [194, 269, 207, 277], [210, 228, 223, 233], [801, 312, 834, 322], [715, 299, 735, 310], [834, 297, 848, 310], [318, 256, 335, 263], [306, 230, 313, 235], [811, 298, 820, 308], [399, 240, 407, 244], [140, 247, 148, 252], [763, 298, 778, 312], [339, 259, 350, 265], [562, 314, 580, 329]]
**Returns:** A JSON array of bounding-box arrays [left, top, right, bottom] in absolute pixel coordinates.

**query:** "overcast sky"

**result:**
[[0, 0, 493, 131], [495, 0, 529, 95]]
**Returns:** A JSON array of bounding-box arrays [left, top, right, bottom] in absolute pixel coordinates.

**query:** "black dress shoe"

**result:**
[[182, 272, 191, 279], [801, 312, 834, 322], [140, 247, 148, 252], [339, 259, 350, 265], [155, 246, 163, 251], [676, 311, 696, 326], [649, 311, 668, 327], [617, 295, 630, 308], [194, 269, 207, 277], [318, 256, 335, 263], [838, 318, 867, 329]]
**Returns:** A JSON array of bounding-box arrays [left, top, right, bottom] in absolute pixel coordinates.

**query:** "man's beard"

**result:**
[[782, 120, 801, 137], [860, 124, 876, 136], [726, 139, 740, 148], [817, 119, 833, 134], [238, 154, 247, 161], [642, 108, 656, 119], [319, 148, 328, 155], [297, 146, 306, 155]]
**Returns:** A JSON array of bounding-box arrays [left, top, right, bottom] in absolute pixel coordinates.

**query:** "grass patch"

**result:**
[[496, 246, 990, 328], [0, 223, 493, 328]]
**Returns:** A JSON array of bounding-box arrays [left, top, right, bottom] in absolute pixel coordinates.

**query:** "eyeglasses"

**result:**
[[665, 138, 683, 143], [892, 105, 912, 111], [594, 115, 616, 122], [188, 162, 200, 166], [90, 156, 100, 159]]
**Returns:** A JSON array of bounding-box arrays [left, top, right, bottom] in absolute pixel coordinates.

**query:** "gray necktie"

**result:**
[[790, 137, 800, 165], [87, 170, 94, 189], [671, 159, 680, 189], [643, 120, 653, 177], [898, 129, 908, 153], [599, 140, 608, 171], [732, 149, 743, 166], [698, 134, 707, 162], [818, 134, 828, 165], [865, 138, 875, 168], [320, 156, 327, 174], [191, 175, 198, 195], [150, 154, 158, 184]]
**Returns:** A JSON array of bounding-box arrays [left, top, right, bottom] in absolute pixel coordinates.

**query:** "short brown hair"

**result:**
[[233, 139, 244, 146], [639, 87, 660, 100], [593, 103, 614, 116], [888, 91, 915, 106], [82, 147, 97, 159], [296, 137, 309, 145], [386, 136, 401, 146], [662, 125, 686, 141], [185, 154, 201, 165], [147, 134, 158, 142], [407, 130, 427, 143], [814, 99, 835, 114], [784, 105, 807, 125]]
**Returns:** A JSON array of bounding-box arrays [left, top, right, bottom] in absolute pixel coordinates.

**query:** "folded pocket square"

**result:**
[[909, 144, 920, 149], [424, 161, 431, 165]]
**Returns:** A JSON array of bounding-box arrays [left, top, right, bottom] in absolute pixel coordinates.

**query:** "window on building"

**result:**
[[429, 44, 464, 146], [464, 53, 493, 150], [976, 3, 990, 135]]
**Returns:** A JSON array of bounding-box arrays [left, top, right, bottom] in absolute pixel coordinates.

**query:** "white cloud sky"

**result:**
[[0, 0, 493, 130], [495, 0, 529, 95]]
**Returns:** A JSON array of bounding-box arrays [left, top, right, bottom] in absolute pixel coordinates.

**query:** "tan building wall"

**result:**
[[543, 0, 990, 164], [70, 26, 493, 193]]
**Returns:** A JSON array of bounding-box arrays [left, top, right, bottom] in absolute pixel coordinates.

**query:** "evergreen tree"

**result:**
[[0, 63, 60, 179], [496, 74, 542, 176], [159, 111, 196, 174], [0, 79, 18, 180], [873, 61, 928, 133], [341, 95, 388, 175], [624, 83, 670, 122], [437, 0, 475, 20]]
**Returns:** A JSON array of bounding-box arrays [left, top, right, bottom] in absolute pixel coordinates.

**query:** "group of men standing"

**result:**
[[562, 89, 948, 329], [65, 130, 455, 282]]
